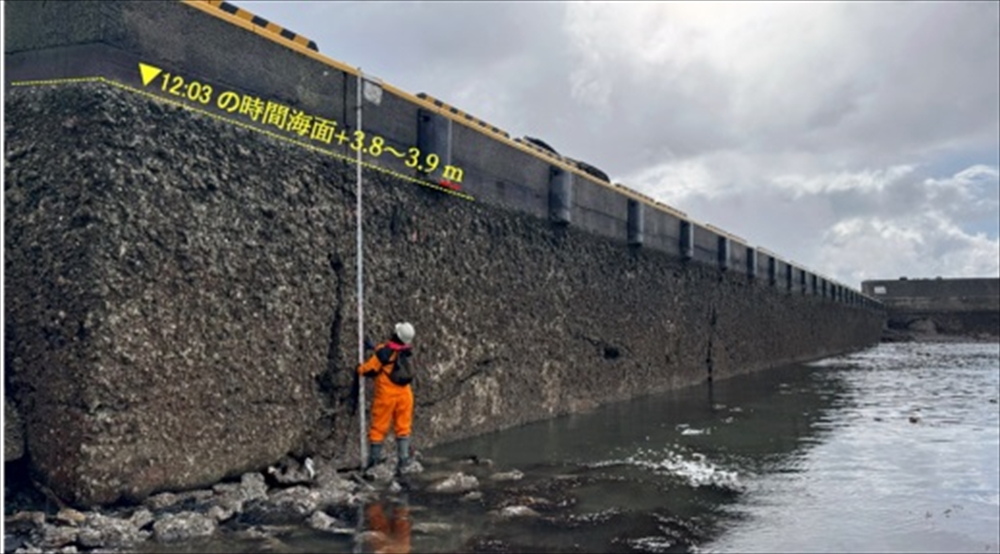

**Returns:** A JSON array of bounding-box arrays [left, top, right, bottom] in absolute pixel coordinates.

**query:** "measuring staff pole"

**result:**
[[354, 69, 367, 554], [356, 69, 367, 470]]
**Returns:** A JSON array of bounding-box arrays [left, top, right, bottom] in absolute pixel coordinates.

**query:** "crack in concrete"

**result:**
[[571, 331, 624, 360], [321, 252, 345, 413]]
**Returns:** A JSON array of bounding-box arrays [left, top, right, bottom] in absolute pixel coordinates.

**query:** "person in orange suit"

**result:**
[[358, 322, 416, 471], [365, 500, 411, 554]]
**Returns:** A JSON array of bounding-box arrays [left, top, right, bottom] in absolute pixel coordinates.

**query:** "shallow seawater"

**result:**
[[144, 342, 1000, 553], [703, 342, 1000, 554]]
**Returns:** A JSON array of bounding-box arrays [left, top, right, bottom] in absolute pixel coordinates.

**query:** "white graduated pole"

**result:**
[[356, 68, 383, 469]]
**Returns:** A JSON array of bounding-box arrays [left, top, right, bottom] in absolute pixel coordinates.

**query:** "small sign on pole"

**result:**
[[362, 77, 383, 106]]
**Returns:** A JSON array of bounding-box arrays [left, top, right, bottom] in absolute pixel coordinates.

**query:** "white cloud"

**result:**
[[818, 214, 1000, 285], [773, 165, 917, 197], [923, 165, 1000, 221]]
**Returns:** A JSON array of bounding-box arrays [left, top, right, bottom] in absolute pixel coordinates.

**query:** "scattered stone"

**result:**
[[31, 523, 79, 550], [489, 469, 524, 482], [398, 460, 424, 475], [77, 513, 146, 549], [208, 475, 263, 521], [460, 456, 494, 468], [314, 465, 355, 492], [213, 493, 246, 516], [206, 504, 236, 523], [428, 472, 479, 494], [362, 463, 396, 484], [909, 414, 921, 424], [185, 489, 216, 503], [55, 508, 87, 526], [503, 495, 554, 510], [271, 485, 320, 514], [408, 469, 454, 485], [306, 510, 336, 532], [241, 486, 320, 525], [152, 511, 217, 543], [6, 454, 554, 552], [418, 455, 449, 465], [316, 487, 352, 510], [350, 473, 377, 493], [232, 526, 268, 540], [144, 491, 179, 511], [267, 457, 317, 487], [129, 508, 154, 530], [8, 511, 47, 527], [307, 510, 353, 534], [497, 506, 541, 519], [212, 482, 240, 495], [411, 522, 454, 534], [145, 488, 216, 513]]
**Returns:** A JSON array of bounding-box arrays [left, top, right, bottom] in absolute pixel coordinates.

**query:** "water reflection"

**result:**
[[425, 359, 856, 552], [434, 358, 849, 478], [362, 500, 411, 554]]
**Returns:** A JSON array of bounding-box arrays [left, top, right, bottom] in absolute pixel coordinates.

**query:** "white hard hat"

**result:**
[[395, 322, 415, 345]]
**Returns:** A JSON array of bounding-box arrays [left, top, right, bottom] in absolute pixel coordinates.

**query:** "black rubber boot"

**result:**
[[366, 442, 383, 470], [397, 437, 411, 469]]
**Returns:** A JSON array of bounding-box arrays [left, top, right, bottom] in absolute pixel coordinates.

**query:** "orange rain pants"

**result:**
[[358, 343, 414, 443]]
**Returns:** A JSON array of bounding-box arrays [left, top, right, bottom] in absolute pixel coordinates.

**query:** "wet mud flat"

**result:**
[[4, 447, 740, 554]]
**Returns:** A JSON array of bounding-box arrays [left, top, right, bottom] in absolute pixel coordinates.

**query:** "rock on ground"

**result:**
[[428, 472, 479, 494], [307, 510, 353, 534], [77, 513, 148, 549], [498, 505, 541, 519], [152, 511, 218, 543]]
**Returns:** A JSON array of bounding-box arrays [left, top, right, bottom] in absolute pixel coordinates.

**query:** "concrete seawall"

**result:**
[[862, 278, 1000, 338], [4, 0, 885, 507]]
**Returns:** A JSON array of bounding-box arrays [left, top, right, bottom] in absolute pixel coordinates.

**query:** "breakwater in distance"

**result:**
[[862, 277, 1000, 340], [4, 0, 884, 508]]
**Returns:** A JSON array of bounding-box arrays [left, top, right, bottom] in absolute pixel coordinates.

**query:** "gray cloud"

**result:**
[[244, 1, 999, 284]]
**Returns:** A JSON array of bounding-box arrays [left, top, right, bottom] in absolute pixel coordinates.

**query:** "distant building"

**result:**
[[861, 277, 1000, 338]]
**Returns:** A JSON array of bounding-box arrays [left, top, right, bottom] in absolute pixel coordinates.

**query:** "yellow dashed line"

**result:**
[[10, 77, 104, 86], [10, 76, 475, 202]]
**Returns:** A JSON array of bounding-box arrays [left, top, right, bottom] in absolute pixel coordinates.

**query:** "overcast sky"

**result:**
[[245, 1, 999, 287]]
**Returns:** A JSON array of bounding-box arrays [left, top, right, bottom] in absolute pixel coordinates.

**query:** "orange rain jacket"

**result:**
[[358, 341, 414, 443]]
